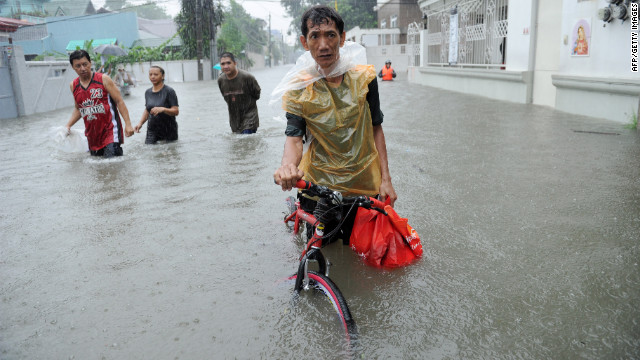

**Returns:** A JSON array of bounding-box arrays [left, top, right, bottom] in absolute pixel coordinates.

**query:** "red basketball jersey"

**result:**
[[72, 72, 123, 151]]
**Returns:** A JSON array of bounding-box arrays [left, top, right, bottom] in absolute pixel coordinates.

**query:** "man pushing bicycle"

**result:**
[[273, 5, 397, 244]]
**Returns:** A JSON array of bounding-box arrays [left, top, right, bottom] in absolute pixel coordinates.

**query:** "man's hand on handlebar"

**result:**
[[273, 164, 304, 191]]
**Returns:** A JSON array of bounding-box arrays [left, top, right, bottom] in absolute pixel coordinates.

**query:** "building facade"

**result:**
[[376, 0, 422, 45], [410, 0, 640, 124]]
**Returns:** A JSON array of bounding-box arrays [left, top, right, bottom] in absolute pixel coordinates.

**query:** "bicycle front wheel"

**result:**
[[289, 270, 357, 338]]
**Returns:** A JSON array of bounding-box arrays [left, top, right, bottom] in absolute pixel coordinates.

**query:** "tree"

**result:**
[[281, 0, 377, 39], [216, 0, 267, 67], [175, 0, 223, 59]]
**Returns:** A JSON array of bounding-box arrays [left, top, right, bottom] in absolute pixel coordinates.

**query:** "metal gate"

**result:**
[[423, 0, 508, 68], [0, 46, 18, 119], [407, 22, 421, 67]]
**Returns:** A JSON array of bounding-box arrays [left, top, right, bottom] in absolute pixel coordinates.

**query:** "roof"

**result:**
[[66, 38, 117, 51], [133, 18, 180, 49], [44, 0, 96, 17], [0, 17, 34, 32], [132, 30, 181, 48], [137, 18, 177, 39]]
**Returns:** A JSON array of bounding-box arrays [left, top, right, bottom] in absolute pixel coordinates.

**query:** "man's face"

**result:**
[[300, 19, 345, 71], [220, 56, 237, 76], [386, 63, 391, 68], [71, 57, 92, 78]]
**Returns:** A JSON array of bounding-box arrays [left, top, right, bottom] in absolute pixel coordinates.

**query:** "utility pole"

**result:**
[[208, 0, 218, 79], [268, 13, 272, 68], [196, 0, 203, 80]]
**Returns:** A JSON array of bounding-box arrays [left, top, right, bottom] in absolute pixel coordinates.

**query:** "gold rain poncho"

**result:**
[[271, 42, 381, 197]]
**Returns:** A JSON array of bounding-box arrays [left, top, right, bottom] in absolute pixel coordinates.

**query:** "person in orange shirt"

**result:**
[[378, 60, 396, 81]]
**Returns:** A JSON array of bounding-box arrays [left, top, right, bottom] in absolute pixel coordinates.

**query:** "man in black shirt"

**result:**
[[217, 52, 261, 134], [273, 5, 397, 242]]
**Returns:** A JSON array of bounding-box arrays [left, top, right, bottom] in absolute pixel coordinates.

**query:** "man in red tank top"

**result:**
[[64, 50, 134, 157]]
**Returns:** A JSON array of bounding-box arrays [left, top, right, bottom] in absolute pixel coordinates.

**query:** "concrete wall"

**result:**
[[366, 44, 411, 74], [409, 66, 532, 103], [2, 45, 224, 119], [531, 0, 562, 107], [559, 0, 632, 78], [551, 0, 640, 123], [505, 0, 533, 72], [120, 59, 213, 86], [410, 0, 640, 123], [4, 46, 76, 118]]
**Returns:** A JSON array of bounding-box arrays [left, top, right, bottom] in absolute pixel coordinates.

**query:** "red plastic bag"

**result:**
[[349, 201, 422, 268]]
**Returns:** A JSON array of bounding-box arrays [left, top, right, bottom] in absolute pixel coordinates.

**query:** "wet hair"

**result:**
[[220, 52, 236, 63], [150, 65, 165, 82], [69, 49, 90, 65], [301, 5, 344, 38]]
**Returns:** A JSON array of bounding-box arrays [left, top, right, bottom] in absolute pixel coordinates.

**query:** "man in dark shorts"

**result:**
[[273, 5, 397, 243], [64, 50, 134, 157], [217, 52, 261, 134]]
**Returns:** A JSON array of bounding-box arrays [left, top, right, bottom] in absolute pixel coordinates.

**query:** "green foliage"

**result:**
[[281, 0, 377, 40], [73, 36, 183, 77], [216, 0, 268, 67], [119, 33, 183, 64], [624, 111, 638, 130], [175, 0, 223, 59]]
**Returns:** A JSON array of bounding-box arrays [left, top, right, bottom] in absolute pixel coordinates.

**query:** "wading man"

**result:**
[[217, 52, 261, 134], [64, 50, 134, 157], [273, 5, 397, 242], [378, 60, 396, 81]]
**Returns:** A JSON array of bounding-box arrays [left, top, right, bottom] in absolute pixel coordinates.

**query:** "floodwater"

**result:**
[[1, 65, 639, 359]]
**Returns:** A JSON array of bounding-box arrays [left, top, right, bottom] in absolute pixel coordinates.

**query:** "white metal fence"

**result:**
[[423, 0, 508, 68], [408, 22, 421, 67]]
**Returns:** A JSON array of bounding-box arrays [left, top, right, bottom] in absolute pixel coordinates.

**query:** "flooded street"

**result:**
[[1, 65, 639, 359]]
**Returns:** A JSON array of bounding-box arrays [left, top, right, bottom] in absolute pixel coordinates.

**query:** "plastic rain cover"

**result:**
[[271, 41, 381, 197]]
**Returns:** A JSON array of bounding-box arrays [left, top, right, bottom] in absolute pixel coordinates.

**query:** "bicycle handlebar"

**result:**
[[294, 179, 387, 210]]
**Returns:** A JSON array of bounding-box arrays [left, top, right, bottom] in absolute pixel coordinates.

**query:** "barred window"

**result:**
[[423, 0, 508, 68]]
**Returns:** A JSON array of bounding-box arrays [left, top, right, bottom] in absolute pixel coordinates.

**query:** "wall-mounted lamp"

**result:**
[[598, 6, 613, 22], [422, 14, 428, 30], [598, 0, 633, 24], [612, 3, 628, 20]]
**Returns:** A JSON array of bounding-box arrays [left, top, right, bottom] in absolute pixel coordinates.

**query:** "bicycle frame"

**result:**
[[284, 179, 387, 291], [284, 199, 330, 289]]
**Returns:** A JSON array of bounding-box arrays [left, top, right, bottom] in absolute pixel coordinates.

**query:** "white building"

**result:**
[[410, 0, 640, 123]]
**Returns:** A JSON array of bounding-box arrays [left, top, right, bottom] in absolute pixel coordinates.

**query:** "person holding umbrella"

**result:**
[[64, 49, 134, 158]]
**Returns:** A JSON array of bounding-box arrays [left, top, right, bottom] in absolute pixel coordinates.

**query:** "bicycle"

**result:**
[[282, 179, 388, 340]]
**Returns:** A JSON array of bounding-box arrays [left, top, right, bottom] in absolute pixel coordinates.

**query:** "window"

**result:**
[[381, 19, 387, 29], [390, 15, 398, 28]]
